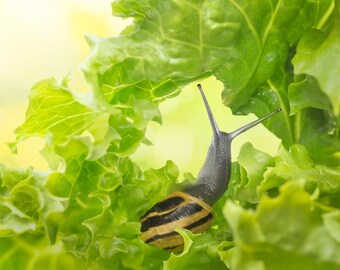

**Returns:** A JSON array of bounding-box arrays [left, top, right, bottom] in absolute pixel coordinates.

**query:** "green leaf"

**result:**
[[12, 78, 115, 169], [164, 230, 227, 270], [82, 0, 333, 148], [222, 180, 340, 270], [259, 144, 340, 197], [324, 211, 340, 243], [0, 235, 85, 270], [293, 2, 340, 115], [234, 143, 275, 204], [0, 166, 63, 242], [288, 75, 333, 115], [288, 75, 340, 164]]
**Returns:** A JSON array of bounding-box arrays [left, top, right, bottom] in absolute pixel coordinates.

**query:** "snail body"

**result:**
[[140, 84, 281, 252]]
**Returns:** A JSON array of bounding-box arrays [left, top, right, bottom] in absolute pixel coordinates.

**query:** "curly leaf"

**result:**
[[222, 181, 340, 270]]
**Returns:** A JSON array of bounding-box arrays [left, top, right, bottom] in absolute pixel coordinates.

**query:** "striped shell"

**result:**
[[140, 191, 214, 252]]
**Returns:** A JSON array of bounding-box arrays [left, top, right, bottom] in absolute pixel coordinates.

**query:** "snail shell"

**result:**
[[140, 191, 214, 252]]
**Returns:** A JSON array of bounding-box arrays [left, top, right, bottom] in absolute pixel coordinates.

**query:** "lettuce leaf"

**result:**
[[292, 0, 340, 115], [222, 181, 340, 270], [233, 143, 275, 204], [259, 144, 340, 197], [2, 0, 340, 269], [97, 0, 339, 163]]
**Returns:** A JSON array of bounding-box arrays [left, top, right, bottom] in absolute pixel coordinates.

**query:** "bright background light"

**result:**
[[0, 0, 281, 176]]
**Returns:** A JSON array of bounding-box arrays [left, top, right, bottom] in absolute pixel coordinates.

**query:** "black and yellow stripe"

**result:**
[[140, 191, 214, 252]]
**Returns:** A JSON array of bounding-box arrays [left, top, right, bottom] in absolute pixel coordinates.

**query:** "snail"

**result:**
[[140, 84, 281, 252]]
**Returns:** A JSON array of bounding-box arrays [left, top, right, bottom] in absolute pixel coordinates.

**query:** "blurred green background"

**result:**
[[0, 0, 281, 177]]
